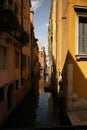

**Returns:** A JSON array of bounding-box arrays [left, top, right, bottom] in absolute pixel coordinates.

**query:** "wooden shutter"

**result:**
[[79, 16, 87, 54], [0, 46, 3, 69], [0, 46, 7, 69]]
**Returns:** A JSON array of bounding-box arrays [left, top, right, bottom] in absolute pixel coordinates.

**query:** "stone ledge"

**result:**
[[67, 111, 87, 125]]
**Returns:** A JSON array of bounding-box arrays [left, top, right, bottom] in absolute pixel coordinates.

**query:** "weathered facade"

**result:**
[[48, 0, 87, 124], [38, 43, 47, 78], [0, 0, 34, 125], [38, 43, 45, 70], [48, 0, 58, 90], [29, 11, 40, 86]]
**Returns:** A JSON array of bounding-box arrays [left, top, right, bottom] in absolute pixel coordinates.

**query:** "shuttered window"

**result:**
[[15, 51, 19, 68], [79, 16, 87, 54], [0, 46, 7, 70], [0, 87, 4, 103], [22, 54, 26, 68]]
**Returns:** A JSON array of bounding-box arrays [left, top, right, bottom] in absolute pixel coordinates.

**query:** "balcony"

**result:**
[[0, 9, 29, 45]]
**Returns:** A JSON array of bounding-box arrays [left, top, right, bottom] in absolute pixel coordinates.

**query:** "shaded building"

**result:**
[[0, 0, 33, 125], [48, 0, 58, 90], [38, 43, 45, 71]]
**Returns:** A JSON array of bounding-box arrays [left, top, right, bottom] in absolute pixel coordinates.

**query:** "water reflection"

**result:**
[[35, 72, 60, 127], [2, 71, 70, 129], [35, 93, 53, 127]]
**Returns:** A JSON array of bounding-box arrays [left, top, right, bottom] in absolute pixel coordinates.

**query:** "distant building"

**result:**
[[38, 43, 45, 70]]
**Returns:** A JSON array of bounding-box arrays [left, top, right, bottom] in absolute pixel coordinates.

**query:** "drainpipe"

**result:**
[[21, 0, 23, 27], [21, 0, 23, 84]]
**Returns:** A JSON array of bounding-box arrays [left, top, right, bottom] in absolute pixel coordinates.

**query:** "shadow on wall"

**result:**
[[51, 55, 58, 91], [62, 50, 87, 109]]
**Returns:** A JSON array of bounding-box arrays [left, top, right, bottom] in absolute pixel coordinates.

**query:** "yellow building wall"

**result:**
[[57, 0, 63, 70], [52, 0, 57, 63], [69, 0, 87, 100], [61, 0, 87, 100]]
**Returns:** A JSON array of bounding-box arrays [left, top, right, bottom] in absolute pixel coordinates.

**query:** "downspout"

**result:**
[[21, 0, 23, 84], [21, 0, 23, 27]]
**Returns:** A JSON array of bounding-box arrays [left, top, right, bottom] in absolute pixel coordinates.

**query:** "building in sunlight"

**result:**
[[48, 0, 87, 125], [38, 43, 46, 71]]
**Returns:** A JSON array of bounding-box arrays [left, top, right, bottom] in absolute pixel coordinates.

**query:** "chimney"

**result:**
[[30, 11, 34, 25]]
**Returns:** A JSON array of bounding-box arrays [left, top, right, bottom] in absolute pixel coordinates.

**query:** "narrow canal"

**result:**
[[2, 71, 71, 129]]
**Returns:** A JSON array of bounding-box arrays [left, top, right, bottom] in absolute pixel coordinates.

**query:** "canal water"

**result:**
[[2, 72, 71, 129]]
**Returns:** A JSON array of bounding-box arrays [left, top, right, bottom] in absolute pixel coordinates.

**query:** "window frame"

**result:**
[[16, 80, 19, 90], [74, 6, 87, 60], [0, 87, 5, 103], [76, 14, 87, 60], [0, 45, 7, 70], [22, 54, 26, 69], [15, 51, 20, 69]]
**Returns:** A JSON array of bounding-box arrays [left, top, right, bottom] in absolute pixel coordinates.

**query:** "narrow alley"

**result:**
[[1, 71, 71, 129], [1, 0, 87, 129]]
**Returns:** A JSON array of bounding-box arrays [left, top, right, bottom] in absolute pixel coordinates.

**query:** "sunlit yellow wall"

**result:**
[[61, 0, 87, 100], [68, 0, 87, 100], [50, 0, 87, 101], [51, 0, 57, 63], [56, 0, 63, 70]]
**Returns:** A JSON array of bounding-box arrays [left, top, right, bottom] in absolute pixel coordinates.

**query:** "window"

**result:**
[[0, 46, 7, 70], [22, 54, 26, 68], [0, 87, 4, 103], [79, 16, 87, 54], [41, 52, 43, 57], [21, 77, 25, 86], [74, 6, 87, 59], [28, 56, 30, 69], [76, 15, 87, 59], [15, 51, 19, 68], [16, 80, 19, 90]]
